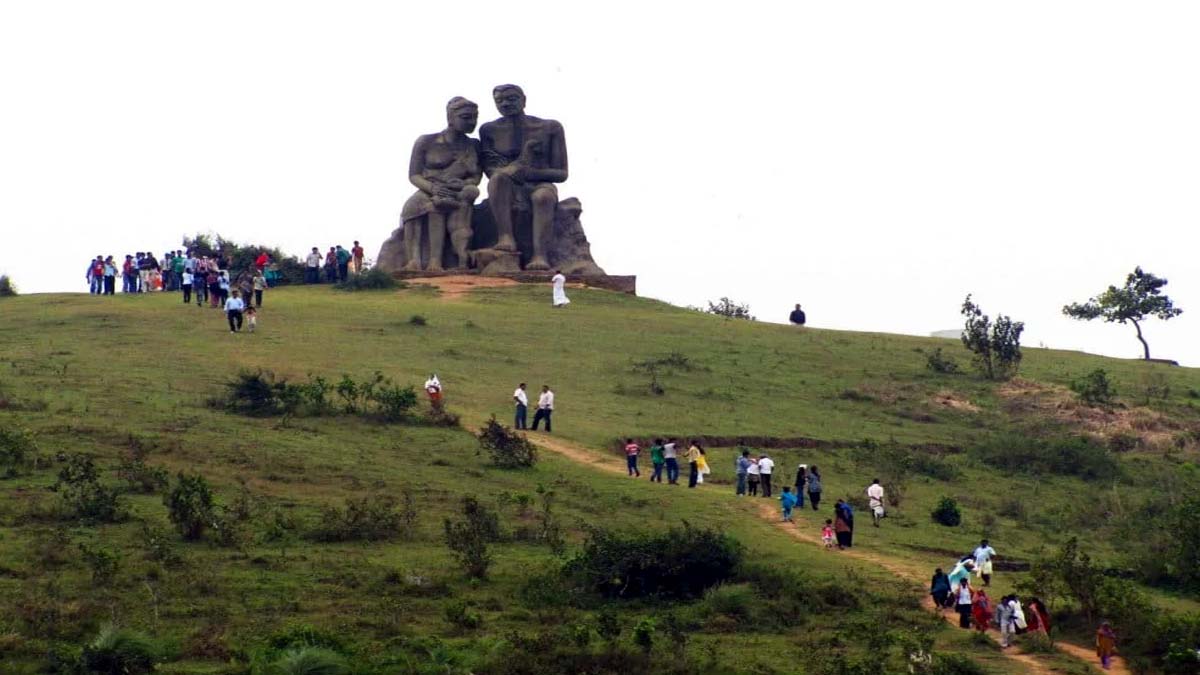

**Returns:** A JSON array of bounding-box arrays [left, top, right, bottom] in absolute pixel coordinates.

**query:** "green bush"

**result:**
[[925, 347, 960, 374], [116, 443, 168, 494], [444, 497, 500, 579], [702, 584, 757, 624], [564, 525, 742, 600], [165, 472, 215, 540], [408, 314, 428, 326], [1071, 368, 1117, 406], [477, 416, 538, 469], [311, 494, 404, 542], [78, 542, 120, 583], [970, 433, 1121, 481], [960, 295, 1024, 380], [335, 267, 399, 291], [930, 653, 987, 675], [443, 600, 482, 630], [55, 453, 124, 523], [0, 424, 37, 477], [80, 624, 163, 674], [0, 274, 17, 297], [931, 497, 961, 527], [264, 647, 349, 675]]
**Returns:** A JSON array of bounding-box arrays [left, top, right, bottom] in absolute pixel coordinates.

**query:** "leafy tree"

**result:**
[[1063, 266, 1183, 360], [0, 274, 17, 297], [960, 295, 1024, 380]]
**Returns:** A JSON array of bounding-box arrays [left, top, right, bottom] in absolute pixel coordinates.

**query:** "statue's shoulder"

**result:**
[[412, 132, 441, 147], [479, 119, 502, 136], [525, 115, 563, 133]]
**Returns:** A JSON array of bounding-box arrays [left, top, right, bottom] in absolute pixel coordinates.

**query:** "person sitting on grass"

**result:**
[[780, 486, 797, 522]]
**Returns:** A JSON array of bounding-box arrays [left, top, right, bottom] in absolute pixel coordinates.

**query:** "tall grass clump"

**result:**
[[335, 267, 400, 291], [970, 433, 1121, 481]]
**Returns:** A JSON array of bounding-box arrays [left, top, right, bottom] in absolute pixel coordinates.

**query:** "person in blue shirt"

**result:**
[[780, 486, 798, 522], [735, 449, 752, 496]]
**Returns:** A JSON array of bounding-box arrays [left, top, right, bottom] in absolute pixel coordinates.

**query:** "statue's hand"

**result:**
[[495, 164, 524, 180], [444, 178, 464, 190], [433, 186, 459, 200]]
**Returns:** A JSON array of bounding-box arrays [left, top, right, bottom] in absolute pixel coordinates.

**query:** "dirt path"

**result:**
[[407, 275, 520, 300], [528, 433, 1128, 675]]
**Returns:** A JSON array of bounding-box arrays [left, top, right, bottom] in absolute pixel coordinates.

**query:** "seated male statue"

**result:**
[[479, 84, 568, 271]]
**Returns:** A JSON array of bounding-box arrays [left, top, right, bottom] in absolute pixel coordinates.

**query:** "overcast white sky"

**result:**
[[1, 1, 1196, 365]]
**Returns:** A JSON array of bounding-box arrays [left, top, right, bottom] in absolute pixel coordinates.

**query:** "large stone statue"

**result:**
[[400, 97, 482, 271], [479, 84, 568, 271], [377, 85, 609, 279]]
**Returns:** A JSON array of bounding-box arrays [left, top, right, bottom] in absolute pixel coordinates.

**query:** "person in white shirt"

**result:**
[[531, 385, 554, 432], [867, 478, 886, 526], [224, 290, 245, 333], [305, 247, 323, 284], [746, 456, 761, 496], [662, 438, 679, 484], [551, 270, 570, 307], [973, 540, 997, 586], [424, 374, 443, 409], [181, 271, 194, 305], [757, 452, 775, 498], [512, 382, 528, 429]]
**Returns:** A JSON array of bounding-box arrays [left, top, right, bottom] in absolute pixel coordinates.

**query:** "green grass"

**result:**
[[0, 284, 1198, 672]]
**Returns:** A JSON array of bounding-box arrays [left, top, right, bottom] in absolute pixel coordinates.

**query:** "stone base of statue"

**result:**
[[377, 196, 607, 276], [389, 268, 637, 295]]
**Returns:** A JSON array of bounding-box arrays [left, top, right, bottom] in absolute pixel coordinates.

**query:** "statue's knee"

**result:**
[[461, 186, 480, 201], [489, 174, 514, 191], [531, 188, 556, 208]]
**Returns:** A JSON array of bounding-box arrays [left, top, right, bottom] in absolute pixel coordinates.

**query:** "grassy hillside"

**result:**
[[0, 283, 1198, 674]]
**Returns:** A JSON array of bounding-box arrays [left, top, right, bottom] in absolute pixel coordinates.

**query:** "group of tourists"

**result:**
[[85, 250, 194, 295], [931, 543, 1042, 646], [620, 438, 711, 487], [303, 242, 365, 283]]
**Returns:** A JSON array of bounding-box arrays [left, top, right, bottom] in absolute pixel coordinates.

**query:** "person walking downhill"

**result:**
[[930, 568, 952, 613], [103, 256, 117, 295], [1026, 598, 1051, 635], [758, 452, 775, 498], [325, 247, 338, 282], [794, 464, 807, 509], [735, 450, 751, 496], [225, 290, 246, 333], [531, 385, 554, 432], [780, 486, 798, 522], [336, 244, 351, 280], [351, 240, 365, 274], [955, 578, 974, 629], [512, 382, 528, 429], [662, 438, 679, 485], [807, 466, 823, 510], [649, 438, 665, 483], [834, 499, 854, 549], [685, 440, 701, 488], [867, 479, 886, 526], [971, 588, 993, 634], [252, 270, 266, 307], [1096, 622, 1117, 671], [974, 540, 997, 587], [305, 247, 322, 284], [181, 269, 193, 304], [624, 438, 641, 478]]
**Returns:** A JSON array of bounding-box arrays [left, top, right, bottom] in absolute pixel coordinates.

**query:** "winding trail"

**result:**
[[526, 432, 1129, 675]]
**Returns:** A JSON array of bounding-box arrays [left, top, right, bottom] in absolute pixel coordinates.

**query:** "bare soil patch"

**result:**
[[407, 275, 520, 300]]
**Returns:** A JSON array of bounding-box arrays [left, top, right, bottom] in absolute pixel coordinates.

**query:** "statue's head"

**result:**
[[492, 84, 526, 117], [446, 96, 478, 134]]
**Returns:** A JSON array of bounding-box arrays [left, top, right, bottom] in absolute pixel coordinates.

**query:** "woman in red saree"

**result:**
[[971, 589, 993, 633]]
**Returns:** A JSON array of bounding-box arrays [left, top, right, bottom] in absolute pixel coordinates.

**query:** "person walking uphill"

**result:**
[[685, 441, 702, 488], [512, 383, 528, 429], [746, 454, 760, 496], [834, 499, 854, 549], [955, 579, 974, 629], [551, 270, 570, 307], [735, 450, 752, 496], [867, 479, 885, 526], [1096, 621, 1117, 670], [794, 464, 807, 508], [930, 568, 952, 612], [780, 486, 798, 522], [624, 438, 641, 477], [974, 540, 997, 587], [806, 466, 823, 510], [662, 438, 680, 485], [531, 385, 554, 432], [758, 452, 775, 497]]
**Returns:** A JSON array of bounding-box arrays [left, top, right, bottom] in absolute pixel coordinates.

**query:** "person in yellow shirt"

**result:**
[[696, 446, 711, 484], [686, 441, 703, 488]]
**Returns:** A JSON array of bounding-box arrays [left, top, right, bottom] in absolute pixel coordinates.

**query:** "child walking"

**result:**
[[821, 519, 835, 548], [246, 306, 258, 333], [780, 486, 798, 522]]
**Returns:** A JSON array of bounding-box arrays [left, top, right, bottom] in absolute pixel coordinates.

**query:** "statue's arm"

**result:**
[[479, 125, 509, 177], [408, 135, 437, 194], [463, 140, 483, 186], [523, 122, 568, 183]]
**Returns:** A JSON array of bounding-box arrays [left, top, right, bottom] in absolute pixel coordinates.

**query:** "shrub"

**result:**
[[477, 416, 538, 469], [930, 653, 987, 675], [165, 472, 215, 540], [0, 424, 37, 478], [78, 543, 120, 583], [1071, 368, 1116, 406], [222, 369, 289, 417], [443, 600, 482, 630], [702, 584, 757, 624], [55, 453, 124, 523], [931, 497, 961, 527], [366, 381, 418, 422], [116, 442, 169, 494], [80, 624, 163, 674], [137, 523, 182, 567], [335, 266, 398, 291], [960, 295, 1024, 380], [311, 494, 403, 542], [0, 274, 17, 297], [408, 314, 428, 326], [564, 525, 742, 600], [705, 297, 755, 320], [970, 433, 1120, 481], [265, 647, 349, 675], [632, 617, 655, 654], [925, 347, 960, 374], [444, 497, 499, 579]]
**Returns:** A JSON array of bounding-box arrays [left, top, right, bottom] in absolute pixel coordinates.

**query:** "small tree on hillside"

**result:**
[[961, 295, 1024, 380], [706, 297, 755, 321], [1062, 267, 1183, 360], [0, 275, 17, 297]]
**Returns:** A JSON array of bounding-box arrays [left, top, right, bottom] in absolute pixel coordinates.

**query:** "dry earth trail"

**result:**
[[525, 431, 1130, 675]]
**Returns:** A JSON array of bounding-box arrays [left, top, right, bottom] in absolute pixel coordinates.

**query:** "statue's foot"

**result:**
[[402, 261, 423, 272], [427, 263, 444, 272], [525, 256, 550, 271], [495, 236, 518, 252]]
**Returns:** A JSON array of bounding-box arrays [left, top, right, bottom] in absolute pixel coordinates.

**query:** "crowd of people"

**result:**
[[303, 242, 366, 283]]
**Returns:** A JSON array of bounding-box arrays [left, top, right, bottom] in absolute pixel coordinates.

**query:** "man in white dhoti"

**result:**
[[551, 270, 570, 307], [866, 478, 885, 526], [973, 539, 997, 586]]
